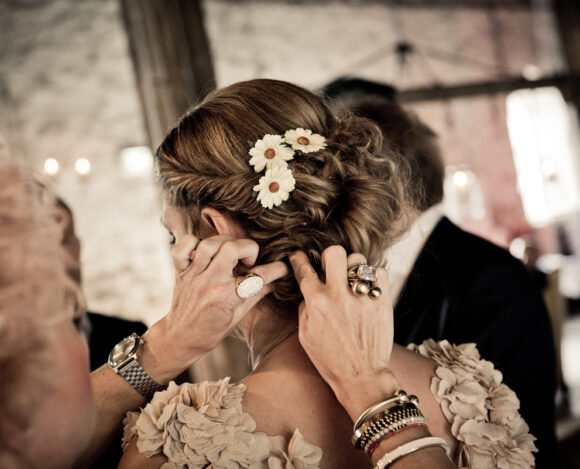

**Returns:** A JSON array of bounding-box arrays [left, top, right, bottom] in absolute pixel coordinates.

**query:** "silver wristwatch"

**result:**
[[108, 333, 165, 399]]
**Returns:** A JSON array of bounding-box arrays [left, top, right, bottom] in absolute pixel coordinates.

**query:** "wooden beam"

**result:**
[[398, 74, 580, 103], [552, 0, 580, 111], [553, 0, 580, 73], [215, 0, 532, 9], [120, 0, 215, 149]]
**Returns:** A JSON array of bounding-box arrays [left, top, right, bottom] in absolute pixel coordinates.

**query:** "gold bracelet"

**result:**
[[353, 390, 418, 433], [352, 404, 425, 449]]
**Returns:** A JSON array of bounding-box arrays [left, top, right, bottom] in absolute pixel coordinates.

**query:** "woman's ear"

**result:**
[[200, 207, 247, 239]]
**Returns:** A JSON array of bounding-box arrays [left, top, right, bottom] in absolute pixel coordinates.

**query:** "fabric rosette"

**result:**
[[408, 340, 537, 469], [122, 378, 323, 468]]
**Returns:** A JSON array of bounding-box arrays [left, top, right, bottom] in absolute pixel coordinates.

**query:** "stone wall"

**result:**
[[0, 0, 172, 324]]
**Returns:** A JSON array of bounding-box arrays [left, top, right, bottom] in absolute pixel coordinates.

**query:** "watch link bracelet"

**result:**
[[108, 333, 165, 399]]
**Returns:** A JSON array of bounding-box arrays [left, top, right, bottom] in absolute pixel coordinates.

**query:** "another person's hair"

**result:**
[[319, 77, 397, 102], [320, 77, 444, 211], [156, 79, 412, 311], [0, 167, 84, 456]]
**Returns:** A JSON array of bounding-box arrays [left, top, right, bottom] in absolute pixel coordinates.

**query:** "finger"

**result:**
[[289, 251, 322, 298], [320, 245, 348, 287], [188, 235, 235, 276], [172, 234, 200, 272], [346, 252, 368, 268], [248, 260, 290, 286], [297, 300, 308, 339], [210, 238, 261, 273]]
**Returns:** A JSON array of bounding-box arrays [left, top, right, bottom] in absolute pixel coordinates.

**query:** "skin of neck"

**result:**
[[235, 301, 298, 371], [193, 206, 300, 370]]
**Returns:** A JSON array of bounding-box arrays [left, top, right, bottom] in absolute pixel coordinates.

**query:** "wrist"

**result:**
[[334, 370, 402, 422], [140, 321, 202, 385]]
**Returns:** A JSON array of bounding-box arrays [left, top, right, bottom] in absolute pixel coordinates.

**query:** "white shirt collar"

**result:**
[[385, 204, 444, 303]]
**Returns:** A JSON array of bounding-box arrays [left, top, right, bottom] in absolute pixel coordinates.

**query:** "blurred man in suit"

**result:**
[[321, 77, 558, 468]]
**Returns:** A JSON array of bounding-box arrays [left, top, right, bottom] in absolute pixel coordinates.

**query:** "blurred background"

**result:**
[[1, 0, 579, 465]]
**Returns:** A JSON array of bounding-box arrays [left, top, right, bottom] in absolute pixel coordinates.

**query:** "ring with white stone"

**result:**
[[347, 264, 382, 299], [235, 273, 265, 299]]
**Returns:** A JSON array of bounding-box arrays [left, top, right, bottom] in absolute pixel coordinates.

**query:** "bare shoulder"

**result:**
[[241, 352, 371, 468], [241, 367, 322, 438], [117, 439, 167, 469]]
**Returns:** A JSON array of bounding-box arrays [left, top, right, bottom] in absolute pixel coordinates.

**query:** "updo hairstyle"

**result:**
[[156, 79, 411, 310]]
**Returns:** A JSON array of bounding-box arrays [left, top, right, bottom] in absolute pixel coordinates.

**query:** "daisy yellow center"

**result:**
[[269, 182, 280, 193], [264, 148, 276, 159], [297, 136, 310, 145]]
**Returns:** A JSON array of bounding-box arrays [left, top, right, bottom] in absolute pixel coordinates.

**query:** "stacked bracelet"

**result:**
[[352, 390, 426, 455], [353, 404, 426, 451], [353, 390, 451, 467]]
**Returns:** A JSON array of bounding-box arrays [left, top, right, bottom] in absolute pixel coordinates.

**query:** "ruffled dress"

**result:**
[[122, 340, 537, 469]]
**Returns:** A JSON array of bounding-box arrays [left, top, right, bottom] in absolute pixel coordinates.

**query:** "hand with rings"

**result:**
[[289, 245, 401, 421], [142, 234, 288, 384]]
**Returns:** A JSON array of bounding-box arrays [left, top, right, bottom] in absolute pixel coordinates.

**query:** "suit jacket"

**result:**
[[394, 217, 557, 468], [87, 312, 147, 469]]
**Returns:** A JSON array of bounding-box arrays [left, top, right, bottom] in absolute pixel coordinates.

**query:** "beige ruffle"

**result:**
[[408, 339, 537, 469], [123, 341, 536, 468], [122, 378, 322, 469]]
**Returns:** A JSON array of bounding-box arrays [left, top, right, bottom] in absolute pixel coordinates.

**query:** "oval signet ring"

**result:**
[[235, 273, 265, 299]]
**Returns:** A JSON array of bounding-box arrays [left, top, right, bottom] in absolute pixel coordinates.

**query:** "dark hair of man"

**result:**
[[320, 77, 444, 211]]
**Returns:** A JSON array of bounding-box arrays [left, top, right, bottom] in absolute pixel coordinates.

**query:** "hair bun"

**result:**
[[155, 79, 412, 314]]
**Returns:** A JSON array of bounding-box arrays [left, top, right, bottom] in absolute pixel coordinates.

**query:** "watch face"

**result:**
[[108, 335, 138, 368]]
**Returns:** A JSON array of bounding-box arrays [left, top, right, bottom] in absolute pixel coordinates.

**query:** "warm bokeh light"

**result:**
[[444, 165, 486, 223], [507, 87, 580, 227], [522, 64, 541, 81], [509, 237, 526, 260], [75, 158, 91, 175], [541, 158, 557, 178], [43, 158, 60, 175], [452, 170, 469, 188], [120, 146, 153, 178]]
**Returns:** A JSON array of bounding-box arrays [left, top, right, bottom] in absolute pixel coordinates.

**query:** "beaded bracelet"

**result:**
[[353, 404, 426, 449], [365, 420, 428, 456]]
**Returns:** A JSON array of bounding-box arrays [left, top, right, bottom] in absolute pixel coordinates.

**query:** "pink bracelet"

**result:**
[[367, 423, 428, 457]]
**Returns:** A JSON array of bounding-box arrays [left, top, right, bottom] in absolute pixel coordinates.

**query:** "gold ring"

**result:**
[[347, 264, 381, 299], [347, 264, 378, 282], [351, 280, 371, 296]]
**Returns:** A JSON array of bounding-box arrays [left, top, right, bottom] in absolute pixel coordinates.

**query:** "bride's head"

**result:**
[[157, 79, 410, 314]]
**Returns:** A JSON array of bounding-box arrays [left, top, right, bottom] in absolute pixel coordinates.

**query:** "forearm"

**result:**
[[76, 323, 203, 467], [75, 365, 146, 467]]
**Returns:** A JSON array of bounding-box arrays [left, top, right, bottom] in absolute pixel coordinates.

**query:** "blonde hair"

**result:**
[[0, 167, 84, 457], [329, 94, 444, 211], [157, 79, 411, 310]]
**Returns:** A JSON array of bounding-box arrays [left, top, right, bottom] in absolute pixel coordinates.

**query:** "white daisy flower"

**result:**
[[284, 128, 327, 153], [253, 165, 296, 209], [248, 134, 294, 172]]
